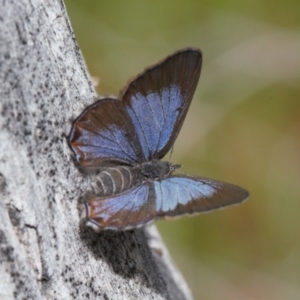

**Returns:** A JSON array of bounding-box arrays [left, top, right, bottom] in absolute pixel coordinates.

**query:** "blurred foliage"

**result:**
[[64, 0, 300, 299]]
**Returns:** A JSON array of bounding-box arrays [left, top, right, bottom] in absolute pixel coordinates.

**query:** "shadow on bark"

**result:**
[[79, 225, 169, 298]]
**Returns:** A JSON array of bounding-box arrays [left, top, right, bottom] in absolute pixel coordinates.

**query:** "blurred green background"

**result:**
[[64, 1, 300, 299]]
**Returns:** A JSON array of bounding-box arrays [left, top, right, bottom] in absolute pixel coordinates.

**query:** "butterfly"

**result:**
[[68, 48, 249, 231]]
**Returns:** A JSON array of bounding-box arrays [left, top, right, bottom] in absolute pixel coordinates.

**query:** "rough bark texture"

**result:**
[[0, 1, 192, 299]]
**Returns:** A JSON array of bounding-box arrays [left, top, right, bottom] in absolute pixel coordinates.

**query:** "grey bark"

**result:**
[[0, 1, 192, 299]]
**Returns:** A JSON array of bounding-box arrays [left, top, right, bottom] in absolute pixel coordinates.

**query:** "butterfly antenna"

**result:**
[[176, 168, 189, 176], [168, 146, 174, 162]]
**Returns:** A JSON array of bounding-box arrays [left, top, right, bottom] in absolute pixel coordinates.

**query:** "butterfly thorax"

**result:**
[[94, 161, 181, 197]]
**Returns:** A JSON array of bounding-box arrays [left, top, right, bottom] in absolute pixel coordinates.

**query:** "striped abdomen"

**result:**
[[94, 166, 137, 196]]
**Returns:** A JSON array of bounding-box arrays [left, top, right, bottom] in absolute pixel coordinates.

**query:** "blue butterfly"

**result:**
[[68, 48, 248, 230]]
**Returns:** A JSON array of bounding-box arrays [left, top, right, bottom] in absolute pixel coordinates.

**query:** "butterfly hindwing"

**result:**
[[122, 49, 202, 160], [83, 183, 157, 230], [68, 98, 144, 167]]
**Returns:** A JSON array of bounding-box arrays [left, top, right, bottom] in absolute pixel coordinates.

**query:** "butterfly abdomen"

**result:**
[[94, 166, 137, 196]]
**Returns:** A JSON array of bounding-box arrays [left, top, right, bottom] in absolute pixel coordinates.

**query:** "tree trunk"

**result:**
[[0, 1, 192, 299]]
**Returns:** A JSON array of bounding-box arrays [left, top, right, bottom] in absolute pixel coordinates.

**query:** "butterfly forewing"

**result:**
[[122, 48, 202, 160], [81, 175, 248, 230], [68, 98, 144, 167], [154, 176, 249, 218]]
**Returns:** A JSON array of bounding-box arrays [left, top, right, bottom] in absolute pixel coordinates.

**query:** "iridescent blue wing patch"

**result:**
[[68, 98, 144, 167], [154, 176, 249, 218], [81, 175, 248, 230], [82, 183, 156, 230], [122, 49, 202, 160]]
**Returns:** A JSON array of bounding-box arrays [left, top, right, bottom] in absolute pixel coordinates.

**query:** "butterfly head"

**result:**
[[170, 163, 181, 172], [139, 160, 181, 180]]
